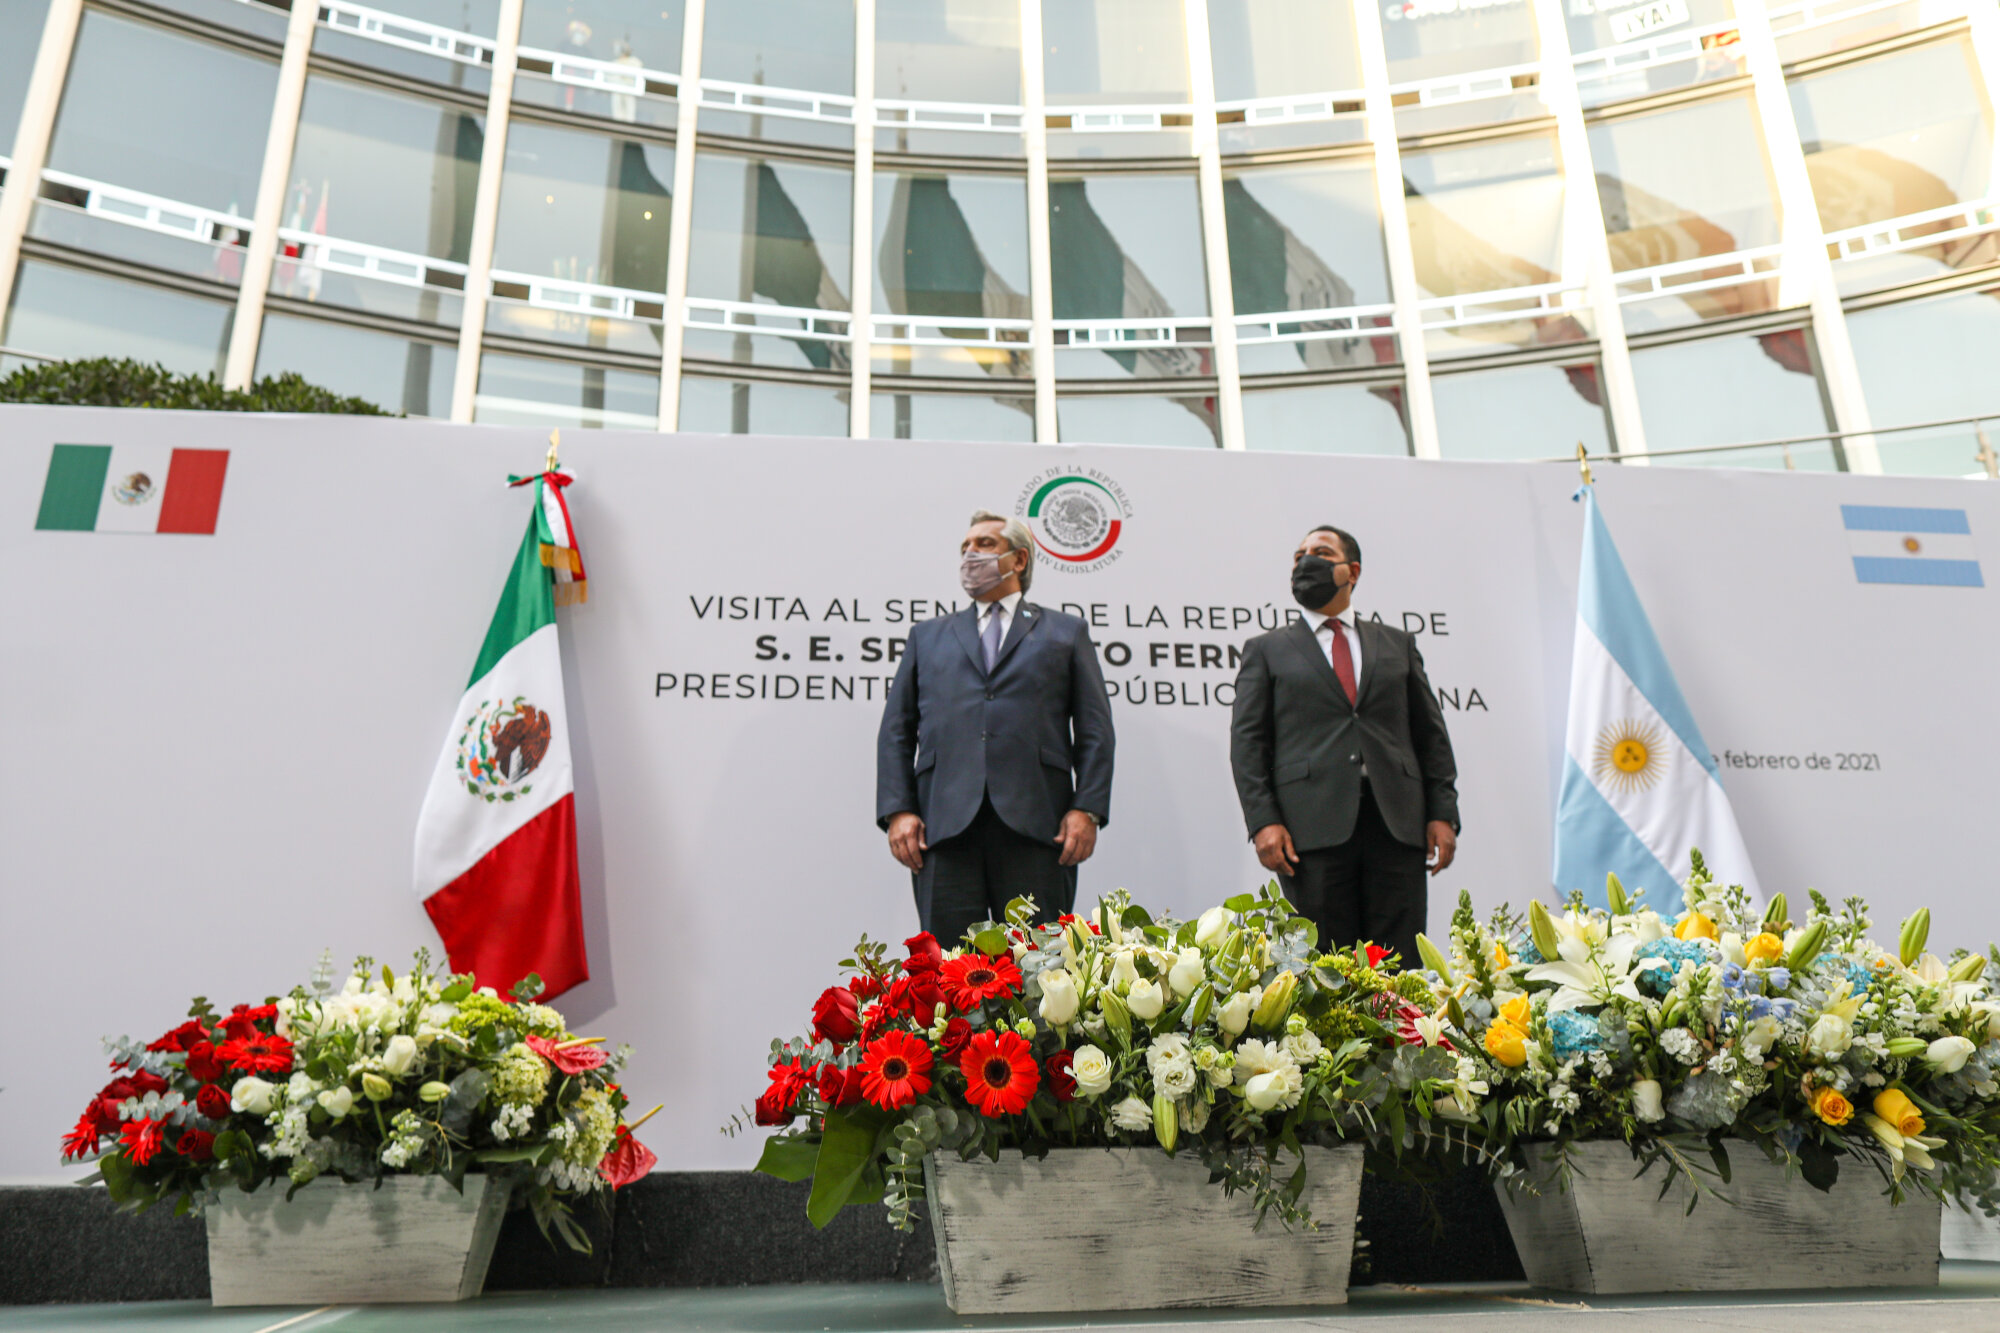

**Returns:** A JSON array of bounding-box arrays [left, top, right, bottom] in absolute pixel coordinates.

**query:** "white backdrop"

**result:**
[[5, 405, 1997, 1182]]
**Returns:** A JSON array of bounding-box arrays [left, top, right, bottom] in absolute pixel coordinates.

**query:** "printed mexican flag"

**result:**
[[35, 443, 230, 534], [414, 468, 589, 999]]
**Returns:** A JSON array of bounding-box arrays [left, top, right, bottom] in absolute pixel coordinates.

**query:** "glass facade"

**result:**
[[1, 1, 1995, 478]]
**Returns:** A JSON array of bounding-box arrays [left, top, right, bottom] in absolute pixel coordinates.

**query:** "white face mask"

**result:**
[[960, 549, 1013, 598]]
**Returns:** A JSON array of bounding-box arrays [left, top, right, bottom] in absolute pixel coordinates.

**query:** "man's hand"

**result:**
[[1253, 823, 1299, 874], [1426, 820, 1457, 875], [887, 811, 928, 872], [1055, 810, 1097, 867]]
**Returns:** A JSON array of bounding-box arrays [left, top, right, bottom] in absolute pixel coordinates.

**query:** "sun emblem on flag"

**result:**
[[456, 697, 553, 803], [1593, 719, 1667, 795], [1903, 536, 1922, 554]]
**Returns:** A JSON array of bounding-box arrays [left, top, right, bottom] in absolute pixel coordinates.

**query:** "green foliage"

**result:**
[[0, 357, 389, 415]]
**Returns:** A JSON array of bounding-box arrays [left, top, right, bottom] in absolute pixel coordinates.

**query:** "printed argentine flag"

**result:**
[[1843, 505, 1981, 588], [1554, 487, 1757, 914]]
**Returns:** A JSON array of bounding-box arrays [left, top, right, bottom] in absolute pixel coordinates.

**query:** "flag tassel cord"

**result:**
[[506, 429, 589, 604]]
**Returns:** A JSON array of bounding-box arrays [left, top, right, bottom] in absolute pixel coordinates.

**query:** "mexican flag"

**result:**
[[36, 443, 230, 534], [413, 468, 589, 999]]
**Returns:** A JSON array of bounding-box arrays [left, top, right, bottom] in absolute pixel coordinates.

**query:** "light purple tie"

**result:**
[[982, 604, 1005, 672]]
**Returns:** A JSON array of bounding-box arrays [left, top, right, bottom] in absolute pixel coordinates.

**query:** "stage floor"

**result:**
[[9, 1263, 2000, 1332]]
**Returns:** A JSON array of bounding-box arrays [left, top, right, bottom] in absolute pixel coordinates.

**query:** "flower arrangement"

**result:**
[[748, 886, 1494, 1229], [1421, 854, 2000, 1209], [62, 951, 656, 1250]]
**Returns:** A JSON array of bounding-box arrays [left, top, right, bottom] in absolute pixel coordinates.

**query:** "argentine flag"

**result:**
[[1554, 487, 1756, 913]]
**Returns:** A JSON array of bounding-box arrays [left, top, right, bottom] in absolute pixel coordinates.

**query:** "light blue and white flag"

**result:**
[[1842, 504, 1982, 587], [1554, 487, 1756, 913]]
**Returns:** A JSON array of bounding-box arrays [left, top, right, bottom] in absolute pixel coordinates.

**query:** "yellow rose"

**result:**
[[1500, 995, 1532, 1029], [1493, 942, 1511, 970], [1743, 932, 1784, 966], [1872, 1088, 1926, 1138], [1811, 1085, 1854, 1127], [1485, 1021, 1528, 1067], [1675, 911, 1719, 942]]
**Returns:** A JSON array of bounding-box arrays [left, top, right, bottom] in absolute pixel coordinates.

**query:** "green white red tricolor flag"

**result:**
[[35, 443, 229, 533], [414, 458, 589, 999]]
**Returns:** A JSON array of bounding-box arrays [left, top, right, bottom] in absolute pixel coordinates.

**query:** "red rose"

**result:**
[[130, 1071, 169, 1097], [887, 971, 945, 1022], [848, 973, 885, 1001], [816, 1063, 866, 1108], [184, 1042, 222, 1083], [176, 1129, 215, 1162], [904, 933, 944, 973], [1045, 1050, 1077, 1103], [811, 986, 861, 1046], [147, 1020, 209, 1053], [937, 1016, 972, 1058], [195, 1085, 233, 1120]]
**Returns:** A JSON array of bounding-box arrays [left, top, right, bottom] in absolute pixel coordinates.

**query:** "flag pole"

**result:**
[[1576, 441, 1593, 486], [546, 428, 561, 475]]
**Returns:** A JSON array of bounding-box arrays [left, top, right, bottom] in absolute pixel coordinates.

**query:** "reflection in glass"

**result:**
[[679, 374, 849, 436], [1789, 38, 1995, 291], [1432, 360, 1608, 461], [686, 153, 852, 371], [1225, 160, 1394, 375], [877, 0, 1019, 103], [1848, 286, 2000, 476], [873, 172, 1029, 379], [1570, 3, 1743, 109], [148, 0, 289, 42], [2, 261, 230, 375], [1058, 394, 1219, 448], [1242, 382, 1408, 455], [1380, 0, 1536, 82], [699, 0, 854, 146], [1631, 329, 1835, 470], [2, 0, 52, 155], [494, 122, 673, 291], [868, 391, 1034, 441], [312, 0, 501, 93], [1050, 174, 1208, 379], [474, 352, 659, 429], [45, 13, 276, 211], [1044, 0, 1190, 103], [289, 78, 484, 261], [1565, 0, 1734, 54], [1209, 0, 1360, 99], [255, 313, 456, 417], [516, 0, 685, 127]]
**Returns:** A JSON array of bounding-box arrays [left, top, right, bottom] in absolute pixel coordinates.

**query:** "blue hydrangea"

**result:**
[[1511, 933, 1543, 966], [1550, 1009, 1605, 1061], [1814, 952, 1874, 996], [1633, 938, 1709, 998]]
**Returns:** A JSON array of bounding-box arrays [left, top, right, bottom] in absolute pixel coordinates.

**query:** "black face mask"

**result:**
[[1290, 554, 1346, 611]]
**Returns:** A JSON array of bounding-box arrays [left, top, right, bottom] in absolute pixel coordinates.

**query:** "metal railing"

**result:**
[[1556, 412, 2000, 476]]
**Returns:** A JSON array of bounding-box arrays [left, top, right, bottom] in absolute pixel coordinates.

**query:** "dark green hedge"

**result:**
[[0, 357, 389, 415]]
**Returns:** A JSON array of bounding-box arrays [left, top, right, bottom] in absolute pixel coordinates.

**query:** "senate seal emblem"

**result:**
[[1015, 469, 1131, 574], [112, 472, 156, 506], [456, 697, 553, 802]]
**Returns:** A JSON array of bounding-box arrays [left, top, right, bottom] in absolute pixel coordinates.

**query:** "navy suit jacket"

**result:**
[[876, 601, 1115, 844]]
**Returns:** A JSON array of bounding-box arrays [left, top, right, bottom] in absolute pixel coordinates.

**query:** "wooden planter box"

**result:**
[[924, 1144, 1362, 1314], [205, 1174, 507, 1306], [1495, 1141, 1941, 1294]]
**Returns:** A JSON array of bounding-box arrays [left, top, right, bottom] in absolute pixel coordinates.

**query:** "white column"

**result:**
[[1530, 0, 1647, 459], [1735, 0, 1879, 472], [1020, 0, 1058, 442], [657, 0, 706, 431], [1958, 0, 2000, 191], [849, 0, 876, 438], [222, 1, 320, 390], [1349, 0, 1438, 458], [1184, 0, 1244, 450], [448, 0, 527, 424], [0, 0, 84, 331]]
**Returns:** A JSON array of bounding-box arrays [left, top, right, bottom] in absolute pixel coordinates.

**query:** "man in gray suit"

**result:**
[[877, 510, 1116, 945], [1229, 524, 1459, 967]]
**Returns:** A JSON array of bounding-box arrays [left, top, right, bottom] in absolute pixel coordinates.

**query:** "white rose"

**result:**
[[1038, 969, 1080, 1027], [1127, 978, 1165, 1021], [1242, 1071, 1285, 1111], [381, 1034, 420, 1076], [1632, 1078, 1664, 1123], [1109, 1095, 1153, 1133], [1194, 906, 1230, 947], [1071, 1044, 1113, 1098], [1284, 1030, 1324, 1065], [317, 1086, 355, 1119], [231, 1077, 276, 1115], [1927, 1035, 1977, 1074], [1168, 947, 1206, 997], [1632, 911, 1668, 943], [1110, 950, 1140, 990], [1217, 989, 1258, 1037], [1807, 1014, 1853, 1059]]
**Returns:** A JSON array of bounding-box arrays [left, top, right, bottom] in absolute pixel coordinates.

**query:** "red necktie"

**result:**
[[1328, 620, 1357, 706]]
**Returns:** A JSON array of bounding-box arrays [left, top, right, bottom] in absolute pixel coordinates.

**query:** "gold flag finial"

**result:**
[[1576, 441, 1593, 486], [546, 429, 561, 473]]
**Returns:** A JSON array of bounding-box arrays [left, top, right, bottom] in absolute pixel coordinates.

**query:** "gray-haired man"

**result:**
[[876, 510, 1117, 945]]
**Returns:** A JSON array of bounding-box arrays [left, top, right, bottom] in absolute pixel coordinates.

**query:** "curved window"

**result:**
[[869, 390, 1035, 441], [1225, 159, 1392, 374], [685, 152, 852, 371], [1, 0, 51, 157], [1631, 329, 1836, 469], [152, 0, 290, 41], [474, 350, 660, 429], [2, 261, 230, 375], [1044, 0, 1191, 159], [1058, 393, 1220, 448], [1382, 0, 1541, 134], [515, 0, 686, 128], [1209, 0, 1365, 152], [680, 373, 850, 435], [1242, 381, 1409, 455], [700, 0, 856, 148], [1433, 360, 1609, 461], [872, 170, 1030, 379], [875, 0, 1022, 155], [1847, 285, 2000, 476], [311, 0, 502, 94], [1049, 173, 1208, 380], [256, 313, 457, 418]]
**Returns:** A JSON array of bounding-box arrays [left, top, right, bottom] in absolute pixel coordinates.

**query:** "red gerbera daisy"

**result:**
[[146, 1020, 210, 1053], [119, 1118, 166, 1166], [939, 953, 1023, 1011], [61, 1114, 103, 1162], [859, 1031, 935, 1110], [216, 1032, 295, 1075], [959, 1031, 1039, 1117]]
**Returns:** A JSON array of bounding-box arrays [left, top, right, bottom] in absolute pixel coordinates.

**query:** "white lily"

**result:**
[[1526, 930, 1644, 1012], [1413, 1011, 1447, 1047], [1720, 932, 1747, 968]]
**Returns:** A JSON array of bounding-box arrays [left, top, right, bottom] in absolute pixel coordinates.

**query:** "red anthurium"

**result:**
[[939, 953, 1024, 1011], [217, 1032, 295, 1075], [1363, 943, 1392, 969], [119, 1118, 167, 1166], [859, 1031, 935, 1111], [525, 1033, 608, 1075], [599, 1128, 657, 1188], [959, 1031, 1039, 1117], [811, 986, 861, 1046]]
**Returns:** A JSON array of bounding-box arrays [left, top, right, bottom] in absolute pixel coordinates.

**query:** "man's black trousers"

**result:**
[[1278, 785, 1426, 968], [915, 798, 1075, 947]]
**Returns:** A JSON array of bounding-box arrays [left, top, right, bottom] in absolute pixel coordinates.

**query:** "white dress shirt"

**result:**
[[1314, 610, 1363, 693]]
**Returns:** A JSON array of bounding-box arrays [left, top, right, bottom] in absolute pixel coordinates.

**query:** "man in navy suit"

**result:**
[[877, 510, 1116, 945]]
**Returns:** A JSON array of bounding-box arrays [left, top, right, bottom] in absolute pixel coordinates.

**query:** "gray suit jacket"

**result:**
[[1229, 617, 1459, 851], [877, 601, 1115, 844]]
